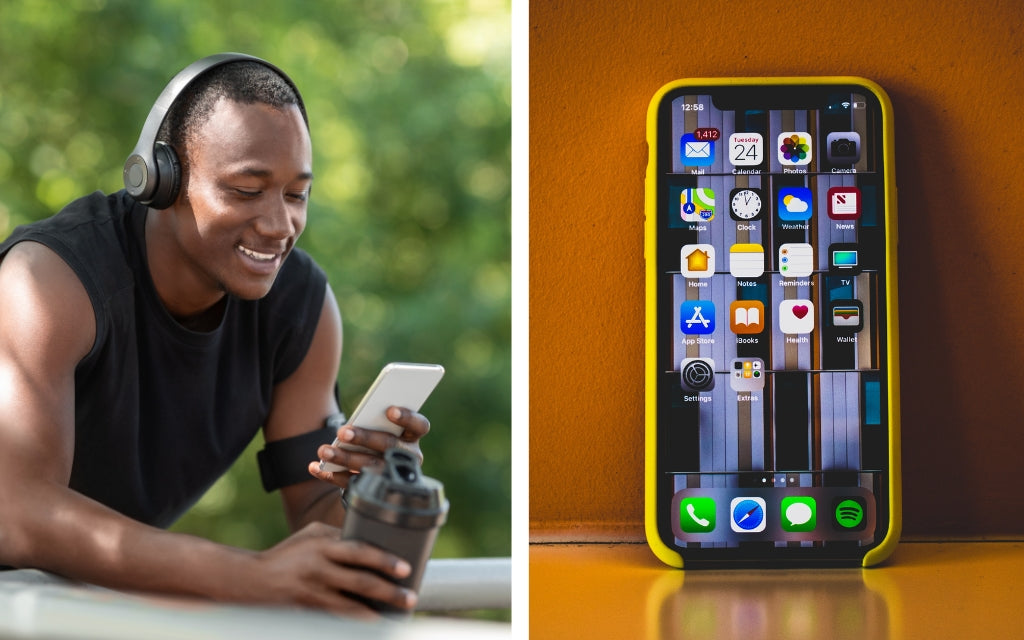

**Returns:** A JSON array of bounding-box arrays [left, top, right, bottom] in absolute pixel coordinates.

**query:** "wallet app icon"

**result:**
[[681, 133, 715, 166]]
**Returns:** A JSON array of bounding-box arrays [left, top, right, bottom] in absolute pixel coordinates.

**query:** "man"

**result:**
[[0, 56, 429, 615]]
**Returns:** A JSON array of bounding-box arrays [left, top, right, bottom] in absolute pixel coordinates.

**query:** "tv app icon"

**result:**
[[679, 496, 716, 533], [730, 497, 766, 533], [829, 243, 861, 274]]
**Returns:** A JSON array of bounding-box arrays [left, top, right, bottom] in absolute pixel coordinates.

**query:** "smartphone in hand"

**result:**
[[320, 362, 445, 473]]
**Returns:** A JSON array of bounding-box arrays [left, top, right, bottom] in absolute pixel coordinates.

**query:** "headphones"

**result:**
[[123, 52, 305, 210]]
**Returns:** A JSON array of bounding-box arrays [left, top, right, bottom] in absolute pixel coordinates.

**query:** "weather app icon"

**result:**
[[778, 187, 813, 221]]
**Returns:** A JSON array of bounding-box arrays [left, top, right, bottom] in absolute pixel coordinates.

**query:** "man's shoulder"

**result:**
[[1, 190, 137, 309]]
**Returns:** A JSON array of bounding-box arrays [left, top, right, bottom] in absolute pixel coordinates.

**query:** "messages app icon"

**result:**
[[781, 496, 816, 532]]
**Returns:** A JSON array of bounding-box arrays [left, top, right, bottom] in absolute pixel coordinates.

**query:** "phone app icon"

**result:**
[[729, 243, 764, 278], [680, 300, 715, 334], [730, 358, 765, 392], [778, 132, 812, 166], [781, 497, 817, 532], [730, 497, 766, 533], [826, 131, 861, 164], [779, 243, 813, 277], [680, 358, 716, 392], [828, 186, 861, 219], [680, 187, 716, 222], [777, 187, 813, 221], [681, 244, 715, 278], [779, 299, 814, 334], [830, 300, 864, 332], [833, 496, 867, 531], [681, 133, 715, 166], [679, 497, 716, 533], [828, 243, 861, 274], [729, 133, 763, 166], [730, 300, 765, 334]]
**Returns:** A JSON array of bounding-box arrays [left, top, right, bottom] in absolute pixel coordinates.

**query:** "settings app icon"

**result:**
[[680, 358, 716, 392]]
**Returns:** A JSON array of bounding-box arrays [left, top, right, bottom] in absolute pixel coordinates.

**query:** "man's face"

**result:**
[[169, 97, 312, 302]]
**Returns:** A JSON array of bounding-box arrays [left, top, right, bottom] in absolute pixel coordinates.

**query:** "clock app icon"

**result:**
[[730, 187, 763, 221]]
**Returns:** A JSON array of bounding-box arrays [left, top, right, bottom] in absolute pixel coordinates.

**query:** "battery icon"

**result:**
[[852, 101, 866, 109]]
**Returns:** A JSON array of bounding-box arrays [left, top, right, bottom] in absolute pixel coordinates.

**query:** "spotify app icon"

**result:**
[[833, 496, 867, 531]]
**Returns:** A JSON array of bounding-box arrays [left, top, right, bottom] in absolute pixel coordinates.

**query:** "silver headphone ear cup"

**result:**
[[149, 142, 181, 209]]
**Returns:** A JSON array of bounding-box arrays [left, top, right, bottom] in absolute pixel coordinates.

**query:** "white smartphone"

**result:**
[[319, 362, 445, 472]]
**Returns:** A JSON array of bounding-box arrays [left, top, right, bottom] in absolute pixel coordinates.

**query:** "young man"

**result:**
[[0, 56, 429, 615]]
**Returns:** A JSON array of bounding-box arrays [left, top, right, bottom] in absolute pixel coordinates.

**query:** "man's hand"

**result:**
[[249, 522, 416, 617], [307, 406, 430, 488]]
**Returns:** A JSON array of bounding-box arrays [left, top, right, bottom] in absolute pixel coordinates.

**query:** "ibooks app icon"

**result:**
[[730, 300, 764, 334]]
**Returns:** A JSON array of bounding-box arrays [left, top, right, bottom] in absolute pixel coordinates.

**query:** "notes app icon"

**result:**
[[729, 244, 765, 278]]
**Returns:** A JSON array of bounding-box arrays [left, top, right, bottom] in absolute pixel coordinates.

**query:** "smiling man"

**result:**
[[0, 55, 428, 615]]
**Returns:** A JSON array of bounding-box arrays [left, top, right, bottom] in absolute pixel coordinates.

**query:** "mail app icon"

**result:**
[[681, 133, 715, 166]]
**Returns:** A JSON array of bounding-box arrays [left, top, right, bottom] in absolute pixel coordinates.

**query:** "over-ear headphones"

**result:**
[[123, 52, 305, 210]]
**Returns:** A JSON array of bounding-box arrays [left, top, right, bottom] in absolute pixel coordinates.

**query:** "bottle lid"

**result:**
[[345, 448, 449, 529]]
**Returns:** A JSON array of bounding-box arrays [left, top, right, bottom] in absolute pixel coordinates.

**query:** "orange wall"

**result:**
[[529, 1, 1024, 539]]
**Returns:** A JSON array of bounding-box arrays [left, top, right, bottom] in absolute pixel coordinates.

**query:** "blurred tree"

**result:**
[[0, 0, 510, 562]]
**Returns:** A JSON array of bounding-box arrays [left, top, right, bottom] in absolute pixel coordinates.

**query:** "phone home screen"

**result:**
[[653, 84, 894, 564]]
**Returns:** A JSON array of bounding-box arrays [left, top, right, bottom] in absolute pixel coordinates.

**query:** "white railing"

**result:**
[[0, 557, 511, 639]]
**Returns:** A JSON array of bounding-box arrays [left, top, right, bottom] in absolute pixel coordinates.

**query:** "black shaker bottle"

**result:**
[[340, 447, 449, 611]]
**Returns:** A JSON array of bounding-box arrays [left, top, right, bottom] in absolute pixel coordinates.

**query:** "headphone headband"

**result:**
[[123, 52, 305, 209]]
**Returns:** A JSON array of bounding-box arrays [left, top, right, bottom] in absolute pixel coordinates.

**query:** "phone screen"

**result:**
[[648, 81, 897, 565]]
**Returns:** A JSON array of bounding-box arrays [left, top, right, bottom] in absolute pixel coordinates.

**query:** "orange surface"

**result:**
[[529, 1, 1024, 538], [530, 542, 1024, 639]]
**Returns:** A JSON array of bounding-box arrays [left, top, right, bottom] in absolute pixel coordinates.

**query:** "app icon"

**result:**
[[730, 187, 763, 220], [777, 187, 813, 221], [779, 299, 815, 334], [730, 358, 765, 392], [729, 243, 765, 278], [680, 187, 716, 222], [681, 133, 715, 166], [829, 243, 861, 273], [681, 244, 715, 278], [679, 497, 716, 533], [779, 243, 813, 277], [730, 497, 766, 533], [680, 300, 715, 334], [833, 496, 867, 531], [729, 132, 763, 166], [828, 186, 861, 219], [830, 299, 864, 332], [680, 358, 716, 392], [826, 131, 861, 164], [781, 496, 817, 532], [730, 300, 765, 334], [778, 132, 812, 166]]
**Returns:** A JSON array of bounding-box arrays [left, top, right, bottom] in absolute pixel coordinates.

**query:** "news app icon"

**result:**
[[828, 186, 861, 220]]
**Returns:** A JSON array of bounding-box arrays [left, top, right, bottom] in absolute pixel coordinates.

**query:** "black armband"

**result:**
[[257, 413, 346, 492]]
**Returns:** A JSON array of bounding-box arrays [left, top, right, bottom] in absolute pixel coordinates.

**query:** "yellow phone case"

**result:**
[[644, 77, 901, 568]]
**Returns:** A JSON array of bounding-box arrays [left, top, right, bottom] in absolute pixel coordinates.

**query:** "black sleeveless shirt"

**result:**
[[0, 191, 327, 527]]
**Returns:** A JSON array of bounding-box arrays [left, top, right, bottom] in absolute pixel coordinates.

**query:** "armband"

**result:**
[[257, 413, 346, 492]]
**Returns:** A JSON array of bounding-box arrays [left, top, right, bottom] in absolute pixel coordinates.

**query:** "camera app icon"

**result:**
[[826, 131, 861, 164]]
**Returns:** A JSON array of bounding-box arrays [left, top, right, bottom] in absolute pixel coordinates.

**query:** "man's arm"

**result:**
[[266, 284, 433, 531], [0, 242, 414, 614]]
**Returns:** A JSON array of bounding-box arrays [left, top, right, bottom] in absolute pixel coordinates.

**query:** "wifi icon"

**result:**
[[833, 497, 866, 531]]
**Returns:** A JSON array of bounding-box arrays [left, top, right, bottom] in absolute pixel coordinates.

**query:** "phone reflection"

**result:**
[[646, 568, 891, 640]]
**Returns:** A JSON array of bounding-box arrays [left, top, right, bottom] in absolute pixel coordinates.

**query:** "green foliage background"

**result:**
[[0, 0, 511, 562]]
